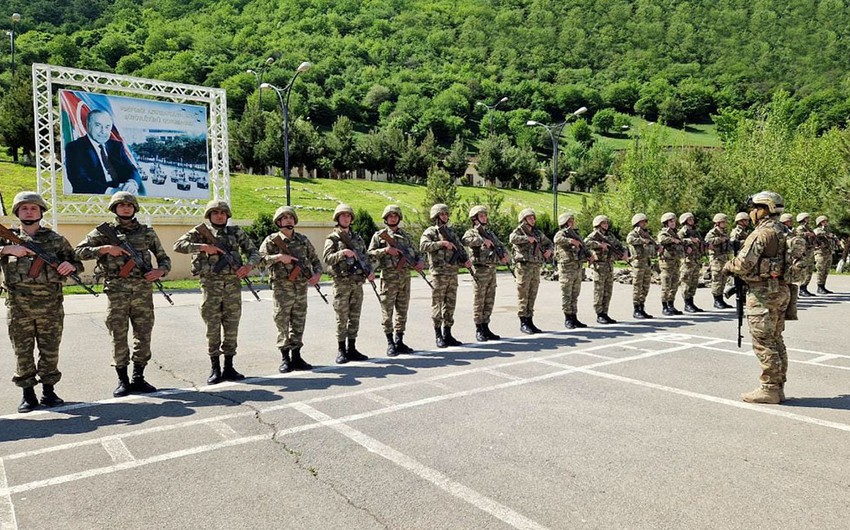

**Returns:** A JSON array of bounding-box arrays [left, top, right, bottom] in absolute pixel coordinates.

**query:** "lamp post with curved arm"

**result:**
[[261, 61, 312, 206], [246, 56, 275, 108], [7, 13, 20, 75], [526, 106, 588, 221], [476, 96, 509, 136]]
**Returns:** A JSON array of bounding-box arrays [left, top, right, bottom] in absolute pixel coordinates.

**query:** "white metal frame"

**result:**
[[32, 63, 229, 227]]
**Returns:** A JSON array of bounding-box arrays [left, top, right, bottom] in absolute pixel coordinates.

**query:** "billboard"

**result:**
[[59, 89, 210, 199]]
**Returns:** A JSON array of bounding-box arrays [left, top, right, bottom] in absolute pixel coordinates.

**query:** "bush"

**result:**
[[352, 208, 378, 243], [244, 212, 276, 249]]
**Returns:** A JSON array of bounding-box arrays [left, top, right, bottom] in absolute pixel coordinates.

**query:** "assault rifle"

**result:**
[[476, 225, 515, 279], [591, 230, 628, 260], [377, 230, 433, 289], [437, 225, 475, 284], [94, 223, 173, 305], [725, 239, 746, 348], [270, 234, 328, 304], [563, 227, 595, 263], [194, 224, 261, 301], [0, 224, 98, 297], [336, 230, 381, 303]]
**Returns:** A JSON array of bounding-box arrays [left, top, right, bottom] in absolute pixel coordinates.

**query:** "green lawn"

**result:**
[[0, 161, 38, 214], [584, 117, 721, 151]]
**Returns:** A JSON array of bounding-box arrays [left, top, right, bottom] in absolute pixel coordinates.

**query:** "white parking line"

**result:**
[[293, 402, 550, 530], [361, 393, 397, 407], [101, 438, 134, 464], [208, 421, 239, 440], [0, 459, 16, 530]]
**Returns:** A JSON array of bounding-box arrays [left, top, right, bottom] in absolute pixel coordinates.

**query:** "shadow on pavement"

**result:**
[[782, 394, 850, 411]]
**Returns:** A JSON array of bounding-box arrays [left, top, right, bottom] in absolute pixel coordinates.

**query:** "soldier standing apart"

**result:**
[[75, 192, 171, 397], [724, 191, 790, 404], [554, 213, 591, 329], [463, 205, 509, 341], [173, 200, 260, 384], [704, 213, 734, 309], [1, 192, 82, 412], [625, 213, 655, 319], [368, 205, 423, 355], [795, 213, 816, 297], [259, 206, 322, 373], [731, 212, 751, 244], [420, 204, 471, 348], [677, 212, 704, 312], [584, 215, 624, 324], [509, 209, 554, 334], [813, 215, 837, 294], [781, 213, 807, 321], [323, 204, 374, 364], [657, 212, 684, 316]]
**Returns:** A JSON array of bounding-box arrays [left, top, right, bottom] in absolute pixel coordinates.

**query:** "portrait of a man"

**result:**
[[64, 109, 141, 195]]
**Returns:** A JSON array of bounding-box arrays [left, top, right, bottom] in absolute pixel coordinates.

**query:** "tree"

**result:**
[[591, 108, 617, 134], [352, 208, 378, 243], [509, 146, 542, 190], [324, 116, 360, 177], [476, 135, 513, 186], [231, 105, 266, 173], [602, 81, 640, 113], [658, 97, 686, 127], [422, 165, 459, 215], [0, 78, 35, 162], [571, 119, 593, 146], [443, 136, 470, 182]]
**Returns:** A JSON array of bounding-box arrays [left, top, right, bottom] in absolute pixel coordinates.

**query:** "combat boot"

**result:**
[[714, 295, 732, 309], [347, 338, 369, 361], [394, 333, 414, 354], [475, 324, 488, 342], [279, 349, 292, 373], [221, 355, 245, 381], [435, 327, 447, 349], [40, 384, 64, 407], [18, 386, 39, 413], [640, 304, 654, 319], [683, 297, 702, 313], [740, 386, 781, 405], [130, 363, 157, 394], [483, 324, 500, 340], [573, 315, 588, 328], [207, 355, 223, 384], [817, 284, 832, 294], [113, 366, 131, 397], [290, 348, 313, 370], [520, 317, 534, 334], [633, 304, 646, 319], [799, 286, 813, 297], [603, 313, 617, 324], [662, 302, 676, 316], [335, 341, 349, 364], [442, 327, 462, 346], [527, 318, 544, 334], [386, 333, 399, 356], [564, 313, 576, 329], [669, 302, 683, 315]]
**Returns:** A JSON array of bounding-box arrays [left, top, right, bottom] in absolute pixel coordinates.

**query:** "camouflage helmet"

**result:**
[[779, 213, 793, 223], [558, 212, 575, 227], [204, 199, 231, 219], [631, 213, 648, 226], [661, 212, 676, 224], [816, 215, 828, 226], [678, 212, 694, 224], [333, 203, 354, 223], [712, 213, 728, 223], [518, 208, 536, 224], [796, 212, 810, 223], [12, 191, 48, 215], [108, 191, 139, 213], [592, 215, 609, 227], [382, 204, 403, 222], [429, 203, 449, 221], [734, 212, 749, 223], [273, 205, 298, 225], [748, 191, 784, 214], [469, 205, 488, 221]]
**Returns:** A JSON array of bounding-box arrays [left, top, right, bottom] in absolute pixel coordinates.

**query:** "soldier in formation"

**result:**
[[554, 212, 590, 328], [1, 192, 82, 413], [585, 215, 625, 324], [813, 215, 837, 294], [704, 213, 734, 309], [368, 205, 422, 355], [75, 192, 171, 398], [781, 213, 807, 321], [462, 205, 509, 341], [173, 199, 260, 384], [657, 212, 684, 316], [795, 213, 817, 297], [420, 204, 471, 348], [724, 191, 790, 404], [323, 204, 374, 364], [625, 213, 655, 319], [509, 209, 553, 334], [731, 212, 751, 243], [677, 212, 704, 313], [259, 206, 322, 373]]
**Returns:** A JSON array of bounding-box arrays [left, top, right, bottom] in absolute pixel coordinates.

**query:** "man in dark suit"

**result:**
[[64, 109, 140, 195]]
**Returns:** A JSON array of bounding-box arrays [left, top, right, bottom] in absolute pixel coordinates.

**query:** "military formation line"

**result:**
[[0, 190, 842, 413]]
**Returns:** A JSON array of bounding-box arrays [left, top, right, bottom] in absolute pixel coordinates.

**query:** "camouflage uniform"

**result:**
[[730, 221, 751, 245], [626, 220, 655, 318], [584, 222, 625, 321], [369, 226, 419, 336], [323, 227, 369, 343], [813, 220, 837, 290], [463, 225, 506, 327], [783, 219, 808, 321], [259, 230, 322, 352], [76, 218, 171, 369], [657, 225, 684, 307], [725, 211, 789, 404], [509, 217, 553, 325], [554, 220, 589, 325], [173, 224, 260, 358], [677, 217, 703, 308], [795, 218, 817, 295], [704, 224, 733, 298], [1, 227, 81, 390], [420, 225, 464, 330]]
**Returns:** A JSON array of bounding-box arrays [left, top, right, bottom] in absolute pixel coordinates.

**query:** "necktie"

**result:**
[[99, 143, 118, 183]]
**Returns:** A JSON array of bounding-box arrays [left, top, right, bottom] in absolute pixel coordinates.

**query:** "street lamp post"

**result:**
[[476, 96, 508, 136], [7, 12, 20, 75], [526, 106, 588, 221], [246, 56, 275, 108], [261, 61, 312, 206]]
